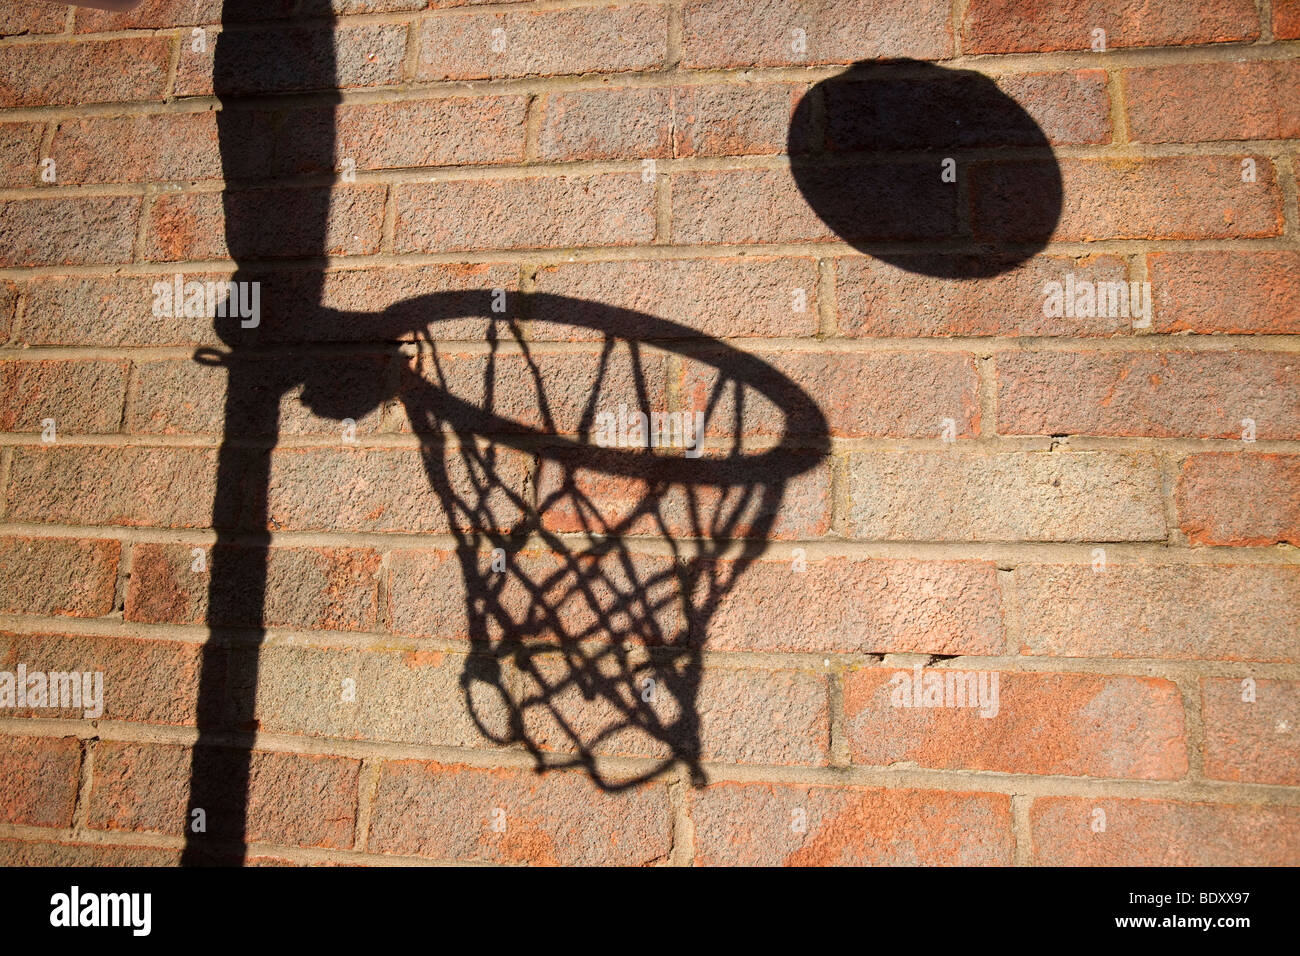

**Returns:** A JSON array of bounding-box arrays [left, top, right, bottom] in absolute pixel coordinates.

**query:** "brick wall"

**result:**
[[0, 0, 1296, 866]]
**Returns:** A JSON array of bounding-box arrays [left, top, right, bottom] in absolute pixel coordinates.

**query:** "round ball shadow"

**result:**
[[788, 59, 1063, 279]]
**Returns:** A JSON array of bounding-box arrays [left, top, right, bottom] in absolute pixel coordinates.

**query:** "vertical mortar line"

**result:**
[[665, 0, 683, 72], [1178, 673, 1206, 781], [1105, 67, 1130, 148], [352, 757, 383, 852], [1275, 153, 1298, 240], [377, 548, 393, 632], [8, 281, 28, 347], [827, 664, 849, 766], [1258, 0, 1275, 43], [1011, 792, 1032, 865], [1159, 451, 1185, 547], [997, 566, 1019, 657], [654, 172, 672, 244], [132, 187, 155, 263], [401, 17, 422, 84], [1128, 251, 1153, 336], [951, 0, 968, 58], [668, 766, 694, 866], [815, 256, 836, 337], [523, 92, 542, 162], [977, 350, 998, 442], [828, 443, 848, 537], [164, 28, 185, 102], [37, 122, 57, 186], [0, 446, 12, 521], [72, 735, 95, 835], [517, 260, 535, 341], [113, 539, 135, 618], [380, 182, 398, 253], [62, 5, 75, 33]]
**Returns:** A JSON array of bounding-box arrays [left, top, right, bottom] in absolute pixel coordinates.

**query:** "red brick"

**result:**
[[367, 760, 672, 864], [0, 839, 177, 866], [418, 4, 666, 81], [524, 662, 829, 766], [176, 23, 407, 96], [395, 174, 655, 254], [398, 347, 670, 438], [963, 0, 1259, 54], [0, 0, 66, 36], [1177, 453, 1300, 546], [1017, 563, 1300, 662], [126, 542, 382, 631], [5, 447, 224, 529], [531, 257, 818, 340], [682, 0, 951, 69], [974, 157, 1283, 242], [846, 451, 1166, 542], [1031, 797, 1300, 865], [0, 537, 119, 619], [682, 349, 979, 439], [996, 351, 1300, 439], [0, 196, 140, 267], [1278, 0, 1300, 39], [0, 122, 42, 187], [0, 280, 14, 343], [1202, 678, 1300, 785], [0, 631, 203, 726], [995, 70, 1112, 145], [0, 36, 171, 107], [0, 735, 80, 827], [538, 84, 801, 162], [0, 360, 128, 434], [278, 96, 528, 175], [1126, 61, 1300, 143], [73, 0, 268, 31], [672, 166, 957, 244], [836, 253, 1132, 337], [89, 740, 359, 849], [265, 446, 530, 534], [1148, 251, 1300, 335], [126, 355, 390, 437], [536, 447, 832, 540], [691, 783, 1013, 865], [145, 187, 384, 261], [388, 546, 680, 643], [694, 556, 1003, 655], [845, 667, 1188, 779], [49, 112, 225, 186]]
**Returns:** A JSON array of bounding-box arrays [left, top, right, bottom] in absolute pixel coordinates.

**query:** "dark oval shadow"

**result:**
[[788, 59, 1063, 279]]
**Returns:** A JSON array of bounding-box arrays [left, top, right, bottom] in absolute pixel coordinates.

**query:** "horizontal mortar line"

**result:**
[[0, 522, 1293, 564], [1, 716, 1296, 805], [7, 138, 1300, 201], [2, 614, 1296, 677], [4, 334, 1300, 360], [3, 235, 1299, 279]]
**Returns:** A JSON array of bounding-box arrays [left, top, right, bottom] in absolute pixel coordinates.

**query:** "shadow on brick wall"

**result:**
[[182, 2, 1060, 864]]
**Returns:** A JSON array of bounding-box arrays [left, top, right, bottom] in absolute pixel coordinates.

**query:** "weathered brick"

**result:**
[[846, 451, 1166, 542], [126, 543, 382, 631], [49, 112, 225, 185], [1177, 453, 1300, 546], [531, 257, 818, 340], [145, 187, 385, 261], [692, 783, 1013, 865], [176, 23, 407, 96], [395, 175, 655, 254], [0, 735, 80, 827], [682, 350, 979, 439], [682, 0, 951, 69], [963, 0, 1259, 54], [265, 446, 529, 534], [1032, 797, 1300, 865], [0, 280, 14, 343], [996, 351, 1300, 439], [973, 157, 1283, 242], [5, 447, 224, 529], [836, 253, 1132, 337], [0, 36, 171, 107], [0, 537, 119, 619], [0, 122, 42, 187], [1017, 563, 1300, 662], [126, 355, 391, 437], [418, 4, 666, 81], [1148, 251, 1300, 335], [89, 740, 359, 849], [0, 631, 203, 726], [1202, 678, 1300, 786], [277, 96, 528, 175], [524, 661, 830, 766], [692, 557, 1004, 655], [1278, 0, 1300, 39], [538, 84, 801, 162], [1126, 61, 1300, 143], [0, 360, 128, 434], [72, 0, 293, 32], [0, 196, 140, 267], [845, 667, 1188, 779], [367, 759, 672, 864], [0, 838, 177, 866], [672, 166, 958, 244], [0, 0, 66, 36]]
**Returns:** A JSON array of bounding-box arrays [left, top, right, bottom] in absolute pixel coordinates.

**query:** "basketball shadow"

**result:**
[[181, 3, 1061, 864]]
